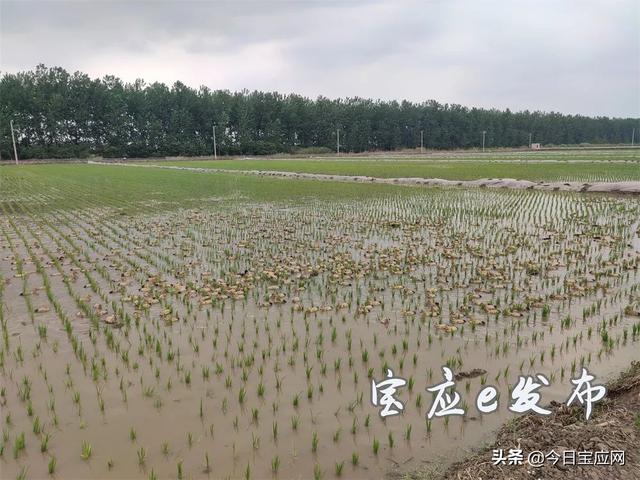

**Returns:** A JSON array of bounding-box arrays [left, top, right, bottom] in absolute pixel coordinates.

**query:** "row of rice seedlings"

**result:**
[[1, 169, 638, 478]]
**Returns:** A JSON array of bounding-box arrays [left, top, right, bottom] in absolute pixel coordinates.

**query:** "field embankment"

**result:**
[[88, 161, 640, 195]]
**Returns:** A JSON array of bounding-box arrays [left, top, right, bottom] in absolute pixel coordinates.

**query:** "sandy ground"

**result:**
[[87, 161, 640, 195]]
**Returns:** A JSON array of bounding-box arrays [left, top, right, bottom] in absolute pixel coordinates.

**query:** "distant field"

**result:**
[[160, 149, 640, 183]]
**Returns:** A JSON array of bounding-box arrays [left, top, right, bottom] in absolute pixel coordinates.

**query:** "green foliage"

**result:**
[[1, 65, 637, 160]]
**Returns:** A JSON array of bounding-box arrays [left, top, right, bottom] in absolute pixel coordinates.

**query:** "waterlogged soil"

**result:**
[[1, 182, 640, 480]]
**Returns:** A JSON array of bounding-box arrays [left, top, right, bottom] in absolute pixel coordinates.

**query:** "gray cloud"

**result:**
[[1, 0, 638, 117]]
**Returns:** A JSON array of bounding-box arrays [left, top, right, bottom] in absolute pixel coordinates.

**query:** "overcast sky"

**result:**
[[1, 0, 638, 117]]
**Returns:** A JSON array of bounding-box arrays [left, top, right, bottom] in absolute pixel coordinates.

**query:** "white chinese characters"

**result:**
[[370, 366, 607, 421], [371, 369, 407, 418], [426, 367, 465, 419], [509, 374, 551, 415], [566, 368, 606, 420]]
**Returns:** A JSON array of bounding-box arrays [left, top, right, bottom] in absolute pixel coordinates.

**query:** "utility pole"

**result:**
[[482, 130, 486, 153], [420, 130, 424, 154], [632, 128, 635, 147], [212, 125, 218, 159], [528, 132, 532, 149], [336, 128, 340, 155], [10, 120, 18, 165]]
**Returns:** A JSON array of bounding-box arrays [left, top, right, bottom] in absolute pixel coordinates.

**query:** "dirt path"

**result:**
[[87, 161, 640, 195], [413, 362, 640, 480]]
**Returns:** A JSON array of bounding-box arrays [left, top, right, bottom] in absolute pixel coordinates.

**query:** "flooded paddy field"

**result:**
[[159, 148, 640, 183], [1, 164, 639, 479]]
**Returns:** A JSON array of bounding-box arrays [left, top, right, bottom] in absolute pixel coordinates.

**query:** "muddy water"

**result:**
[[1, 188, 640, 480]]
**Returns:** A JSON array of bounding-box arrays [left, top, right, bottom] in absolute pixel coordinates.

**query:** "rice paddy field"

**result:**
[[1, 161, 640, 480], [160, 148, 640, 183]]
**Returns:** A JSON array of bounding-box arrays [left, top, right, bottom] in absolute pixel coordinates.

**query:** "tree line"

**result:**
[[0, 65, 637, 159]]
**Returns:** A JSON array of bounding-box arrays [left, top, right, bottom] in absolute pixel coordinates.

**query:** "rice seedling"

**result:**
[[80, 441, 92, 460], [271, 455, 280, 473], [13, 433, 25, 459], [1, 161, 638, 479], [41, 432, 51, 452], [48, 456, 57, 475], [16, 466, 27, 480]]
